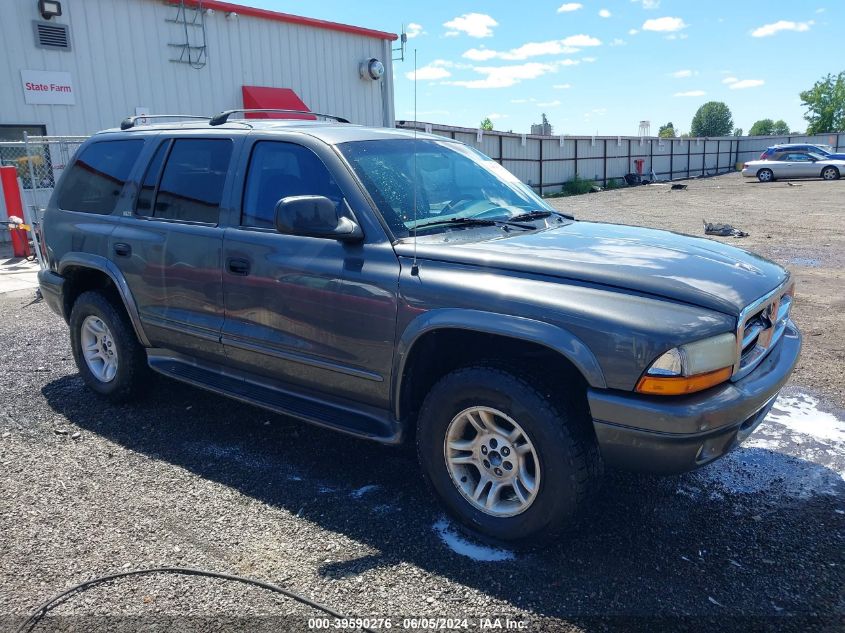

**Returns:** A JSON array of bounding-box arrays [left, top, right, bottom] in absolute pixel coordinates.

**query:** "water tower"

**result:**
[[638, 120, 651, 137]]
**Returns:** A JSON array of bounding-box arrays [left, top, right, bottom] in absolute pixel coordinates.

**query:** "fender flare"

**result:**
[[392, 308, 607, 419], [58, 253, 151, 347]]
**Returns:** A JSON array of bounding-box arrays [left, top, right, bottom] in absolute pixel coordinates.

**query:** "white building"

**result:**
[[0, 0, 397, 141]]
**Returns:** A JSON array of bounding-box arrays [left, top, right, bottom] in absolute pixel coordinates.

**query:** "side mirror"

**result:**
[[274, 196, 363, 242]]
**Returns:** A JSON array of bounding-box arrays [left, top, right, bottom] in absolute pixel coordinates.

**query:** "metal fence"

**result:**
[[0, 135, 87, 222], [396, 121, 845, 195]]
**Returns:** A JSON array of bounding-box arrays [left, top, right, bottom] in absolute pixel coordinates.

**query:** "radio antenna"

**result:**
[[411, 48, 419, 277]]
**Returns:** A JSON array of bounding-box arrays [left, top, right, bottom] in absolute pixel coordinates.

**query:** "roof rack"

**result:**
[[119, 114, 211, 130], [209, 109, 350, 126]]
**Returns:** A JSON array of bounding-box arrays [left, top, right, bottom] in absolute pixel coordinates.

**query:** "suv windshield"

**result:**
[[338, 139, 555, 238]]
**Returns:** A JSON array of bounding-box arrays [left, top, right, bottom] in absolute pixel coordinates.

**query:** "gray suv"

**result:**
[[38, 112, 801, 545]]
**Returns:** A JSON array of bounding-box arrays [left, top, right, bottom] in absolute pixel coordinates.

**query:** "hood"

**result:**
[[396, 221, 788, 315]]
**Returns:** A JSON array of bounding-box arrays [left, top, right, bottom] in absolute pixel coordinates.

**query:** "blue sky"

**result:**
[[263, 1, 841, 135]]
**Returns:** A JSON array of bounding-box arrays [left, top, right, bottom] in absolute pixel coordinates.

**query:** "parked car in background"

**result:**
[[759, 143, 845, 161], [39, 112, 801, 545], [743, 151, 844, 182]]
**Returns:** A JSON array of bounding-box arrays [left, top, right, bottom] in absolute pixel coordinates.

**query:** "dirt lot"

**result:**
[[549, 172, 845, 409], [1, 173, 843, 632]]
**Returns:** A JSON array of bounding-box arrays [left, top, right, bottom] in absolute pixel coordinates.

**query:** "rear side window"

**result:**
[[153, 139, 232, 224], [242, 141, 343, 228], [57, 140, 144, 214]]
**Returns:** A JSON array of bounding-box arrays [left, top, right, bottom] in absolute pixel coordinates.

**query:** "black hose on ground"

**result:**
[[16, 566, 377, 633]]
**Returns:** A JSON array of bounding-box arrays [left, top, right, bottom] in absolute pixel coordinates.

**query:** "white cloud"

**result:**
[[815, 8, 825, 13], [582, 57, 597, 63], [729, 79, 765, 89], [674, 90, 706, 97], [665, 33, 689, 40], [751, 20, 813, 37], [553, 83, 572, 89], [510, 98, 537, 103], [557, 3, 583, 12], [670, 69, 695, 78], [642, 16, 688, 32], [443, 13, 498, 38], [537, 100, 562, 107], [610, 38, 627, 46], [628, 28, 639, 35], [598, 9, 612, 18], [406, 60, 452, 81], [486, 113, 507, 120], [722, 76, 738, 84], [444, 62, 558, 89], [462, 35, 599, 61], [562, 34, 602, 47], [631, 0, 660, 8], [405, 23, 425, 39]]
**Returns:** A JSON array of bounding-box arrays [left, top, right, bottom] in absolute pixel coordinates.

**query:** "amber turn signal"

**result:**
[[635, 366, 732, 396]]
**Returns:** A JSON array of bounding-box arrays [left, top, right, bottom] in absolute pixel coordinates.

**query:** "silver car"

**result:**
[[742, 151, 844, 182]]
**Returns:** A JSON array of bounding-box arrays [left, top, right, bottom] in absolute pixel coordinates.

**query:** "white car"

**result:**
[[742, 151, 844, 182]]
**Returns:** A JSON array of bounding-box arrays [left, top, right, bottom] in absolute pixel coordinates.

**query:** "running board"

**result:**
[[147, 355, 400, 443]]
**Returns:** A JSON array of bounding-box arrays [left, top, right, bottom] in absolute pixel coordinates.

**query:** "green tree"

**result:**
[[749, 119, 775, 135], [800, 71, 845, 134], [749, 119, 792, 135], [772, 119, 790, 135], [690, 101, 734, 137], [733, 127, 743, 136], [658, 122, 676, 138], [479, 117, 494, 131]]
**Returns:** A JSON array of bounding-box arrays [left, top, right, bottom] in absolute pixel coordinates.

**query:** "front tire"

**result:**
[[69, 290, 149, 402], [416, 366, 601, 546], [821, 166, 840, 181], [757, 168, 774, 183]]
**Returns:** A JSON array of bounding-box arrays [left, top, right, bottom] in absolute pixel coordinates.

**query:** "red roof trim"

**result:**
[[182, 0, 398, 41]]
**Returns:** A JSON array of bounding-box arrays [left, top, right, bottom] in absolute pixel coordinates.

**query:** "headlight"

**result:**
[[636, 332, 736, 396]]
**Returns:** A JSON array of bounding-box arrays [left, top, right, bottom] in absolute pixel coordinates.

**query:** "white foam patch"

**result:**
[[767, 394, 845, 444], [432, 518, 515, 562], [351, 484, 380, 499]]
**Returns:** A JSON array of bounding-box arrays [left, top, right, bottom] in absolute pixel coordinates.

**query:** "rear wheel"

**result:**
[[416, 365, 601, 546], [757, 168, 774, 183], [821, 166, 840, 181], [69, 290, 149, 402]]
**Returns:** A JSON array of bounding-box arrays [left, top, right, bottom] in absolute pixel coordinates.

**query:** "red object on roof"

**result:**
[[181, 0, 397, 41], [241, 86, 316, 120]]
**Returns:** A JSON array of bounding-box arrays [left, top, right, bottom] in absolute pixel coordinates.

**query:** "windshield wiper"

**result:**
[[509, 210, 573, 221], [411, 217, 534, 231]]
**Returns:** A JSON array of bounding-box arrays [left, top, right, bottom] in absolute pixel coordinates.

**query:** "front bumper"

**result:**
[[588, 320, 801, 474], [38, 269, 66, 319]]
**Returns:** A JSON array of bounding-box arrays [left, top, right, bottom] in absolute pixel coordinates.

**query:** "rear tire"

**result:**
[[821, 166, 840, 181], [416, 365, 601, 547], [757, 168, 774, 183], [69, 290, 149, 402]]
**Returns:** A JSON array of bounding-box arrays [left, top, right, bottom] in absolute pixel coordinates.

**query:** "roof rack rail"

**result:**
[[119, 114, 211, 130], [209, 109, 350, 126]]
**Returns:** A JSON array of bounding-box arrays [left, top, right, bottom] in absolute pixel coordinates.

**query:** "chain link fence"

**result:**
[[0, 134, 86, 219]]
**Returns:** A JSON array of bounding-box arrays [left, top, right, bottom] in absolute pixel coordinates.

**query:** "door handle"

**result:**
[[227, 257, 251, 276], [114, 243, 132, 257]]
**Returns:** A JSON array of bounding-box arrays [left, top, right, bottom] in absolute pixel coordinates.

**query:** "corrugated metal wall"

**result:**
[[0, 0, 394, 135], [399, 122, 845, 194]]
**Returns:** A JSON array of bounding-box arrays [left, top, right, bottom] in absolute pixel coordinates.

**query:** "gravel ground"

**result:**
[[1, 172, 844, 632]]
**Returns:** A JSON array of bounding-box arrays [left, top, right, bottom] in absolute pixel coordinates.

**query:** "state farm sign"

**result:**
[[20, 70, 75, 105]]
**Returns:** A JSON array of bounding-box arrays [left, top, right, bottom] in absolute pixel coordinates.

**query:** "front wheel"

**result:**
[[416, 366, 601, 546], [821, 166, 840, 181], [757, 168, 774, 183]]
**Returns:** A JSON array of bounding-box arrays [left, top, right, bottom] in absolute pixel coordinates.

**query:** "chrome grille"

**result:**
[[733, 281, 794, 381]]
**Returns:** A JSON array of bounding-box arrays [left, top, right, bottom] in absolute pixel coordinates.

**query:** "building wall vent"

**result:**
[[33, 20, 71, 50]]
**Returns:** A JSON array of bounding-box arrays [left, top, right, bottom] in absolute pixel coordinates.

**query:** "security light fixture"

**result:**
[[38, 0, 62, 20], [360, 58, 385, 81]]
